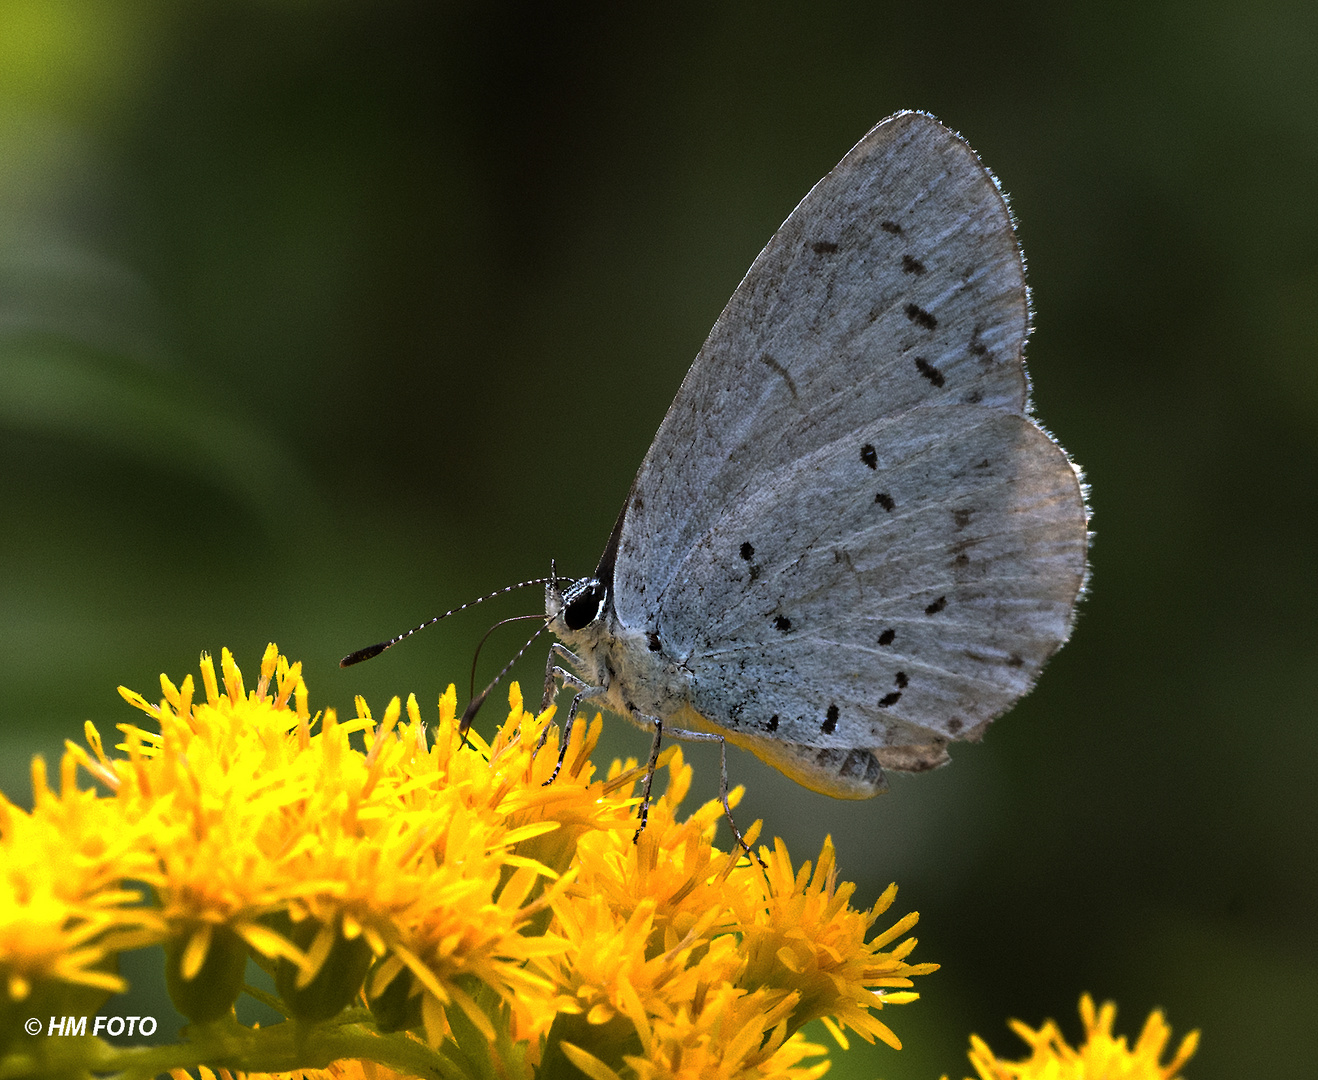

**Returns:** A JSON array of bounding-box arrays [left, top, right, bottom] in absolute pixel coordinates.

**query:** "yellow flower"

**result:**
[[108, 647, 320, 950], [733, 835, 931, 1050], [172, 1064, 419, 1080], [540, 749, 935, 1080], [355, 684, 613, 1053], [961, 994, 1200, 1080], [559, 975, 833, 1080], [0, 745, 163, 1019], [104, 646, 636, 1035], [106, 646, 361, 1020], [2, 644, 934, 1080]]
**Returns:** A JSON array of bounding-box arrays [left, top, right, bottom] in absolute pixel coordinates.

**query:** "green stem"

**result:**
[[4, 1017, 473, 1080], [241, 980, 290, 1018]]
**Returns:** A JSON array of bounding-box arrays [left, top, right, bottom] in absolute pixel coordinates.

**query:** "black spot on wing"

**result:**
[[953, 508, 973, 529], [915, 357, 945, 387], [880, 220, 902, 234], [969, 325, 990, 360], [879, 691, 902, 708], [767, 714, 779, 732], [1007, 653, 1024, 667], [948, 717, 964, 734], [895, 671, 909, 688], [822, 703, 839, 735], [774, 615, 792, 632], [647, 632, 662, 653], [738, 540, 762, 581], [901, 254, 926, 275], [925, 596, 947, 615], [904, 303, 938, 330], [811, 240, 839, 254], [878, 628, 895, 646], [874, 492, 895, 511], [860, 444, 878, 469]]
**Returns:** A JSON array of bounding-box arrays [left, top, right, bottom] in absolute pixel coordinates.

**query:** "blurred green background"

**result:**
[[1, 2, 1314, 1077]]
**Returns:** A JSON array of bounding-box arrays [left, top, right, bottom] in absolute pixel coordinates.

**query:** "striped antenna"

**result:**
[[339, 576, 560, 667]]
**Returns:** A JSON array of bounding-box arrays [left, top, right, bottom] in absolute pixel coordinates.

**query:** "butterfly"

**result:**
[[537, 112, 1088, 845], [347, 111, 1089, 853]]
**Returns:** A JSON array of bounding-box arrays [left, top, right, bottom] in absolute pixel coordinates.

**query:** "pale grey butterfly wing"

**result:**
[[613, 110, 1031, 605], [659, 406, 1086, 795], [607, 111, 1088, 796]]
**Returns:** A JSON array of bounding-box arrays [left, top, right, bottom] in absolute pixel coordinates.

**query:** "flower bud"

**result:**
[[165, 923, 248, 1024], [366, 957, 422, 1033], [275, 912, 373, 1023]]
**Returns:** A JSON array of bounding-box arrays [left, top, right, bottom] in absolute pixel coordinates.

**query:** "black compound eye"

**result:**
[[562, 579, 607, 630]]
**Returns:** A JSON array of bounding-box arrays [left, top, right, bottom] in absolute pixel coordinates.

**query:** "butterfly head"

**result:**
[[547, 576, 608, 634]]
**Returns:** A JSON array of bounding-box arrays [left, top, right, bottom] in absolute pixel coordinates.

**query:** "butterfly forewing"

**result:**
[[613, 111, 1033, 618]]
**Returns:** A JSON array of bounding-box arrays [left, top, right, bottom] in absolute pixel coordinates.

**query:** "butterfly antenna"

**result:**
[[467, 613, 544, 701], [460, 620, 549, 737], [339, 578, 554, 667]]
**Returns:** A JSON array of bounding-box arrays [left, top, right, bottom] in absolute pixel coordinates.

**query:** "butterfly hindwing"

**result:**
[[662, 406, 1087, 758]]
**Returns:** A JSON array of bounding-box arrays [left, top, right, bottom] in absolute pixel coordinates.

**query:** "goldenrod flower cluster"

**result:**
[[152, 994, 1201, 1080], [960, 994, 1199, 1080], [0, 645, 936, 1080]]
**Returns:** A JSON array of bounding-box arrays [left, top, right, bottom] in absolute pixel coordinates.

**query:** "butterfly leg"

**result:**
[[632, 711, 764, 867], [537, 642, 589, 753], [539, 643, 606, 785], [541, 683, 607, 786], [541, 642, 587, 712]]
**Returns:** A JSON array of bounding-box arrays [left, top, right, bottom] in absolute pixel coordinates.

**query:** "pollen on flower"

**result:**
[[963, 994, 1200, 1080]]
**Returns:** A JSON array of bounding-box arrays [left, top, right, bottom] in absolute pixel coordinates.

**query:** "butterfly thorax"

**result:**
[[546, 578, 695, 724]]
